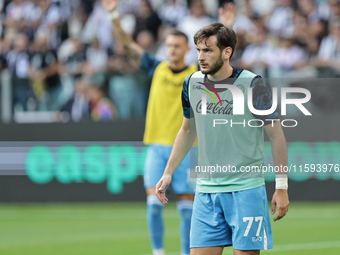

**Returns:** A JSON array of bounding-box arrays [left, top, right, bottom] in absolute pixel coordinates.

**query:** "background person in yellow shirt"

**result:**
[[102, 1, 198, 255]]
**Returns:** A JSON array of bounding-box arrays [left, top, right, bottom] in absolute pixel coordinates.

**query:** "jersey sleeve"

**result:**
[[251, 76, 280, 125], [182, 74, 194, 119], [140, 51, 161, 77]]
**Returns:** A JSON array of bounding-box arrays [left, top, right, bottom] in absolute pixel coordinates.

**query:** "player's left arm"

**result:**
[[264, 122, 289, 221], [251, 76, 289, 221]]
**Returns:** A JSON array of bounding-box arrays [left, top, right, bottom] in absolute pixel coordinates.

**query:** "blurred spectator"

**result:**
[[29, 31, 62, 111], [6, 32, 32, 111], [83, 38, 109, 78], [293, 10, 328, 45], [59, 77, 90, 122], [310, 19, 328, 42], [89, 85, 117, 121], [34, 0, 66, 49], [0, 0, 339, 123], [108, 45, 144, 120], [232, 0, 257, 37], [328, 0, 340, 18], [5, 0, 28, 27], [158, 0, 188, 27], [82, 0, 113, 49], [4, 0, 33, 41], [292, 11, 312, 46], [317, 17, 340, 75], [267, 0, 295, 37], [240, 27, 274, 77], [305, 38, 320, 66], [133, 0, 162, 41], [268, 37, 306, 77], [298, 0, 320, 24], [284, 37, 319, 79], [58, 36, 87, 80], [67, 1, 87, 38], [23, 0, 45, 41], [177, 0, 214, 64], [58, 36, 87, 99]]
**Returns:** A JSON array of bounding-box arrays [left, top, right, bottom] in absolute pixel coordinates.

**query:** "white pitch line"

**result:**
[[136, 240, 340, 255]]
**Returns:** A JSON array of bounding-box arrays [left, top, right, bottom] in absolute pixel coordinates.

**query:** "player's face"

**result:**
[[165, 35, 189, 63], [196, 35, 224, 75]]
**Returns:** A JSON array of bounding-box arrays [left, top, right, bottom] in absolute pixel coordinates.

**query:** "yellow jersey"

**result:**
[[143, 59, 198, 145]]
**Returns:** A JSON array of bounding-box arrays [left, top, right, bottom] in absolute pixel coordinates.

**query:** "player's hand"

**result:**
[[101, 0, 118, 13], [271, 189, 289, 221], [218, 2, 237, 28], [155, 174, 172, 205]]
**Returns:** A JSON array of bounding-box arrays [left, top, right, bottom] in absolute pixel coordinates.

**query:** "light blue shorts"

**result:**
[[190, 185, 273, 250], [144, 144, 195, 194]]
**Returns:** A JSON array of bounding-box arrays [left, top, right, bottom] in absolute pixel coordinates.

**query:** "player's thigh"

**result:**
[[226, 185, 273, 251], [144, 144, 167, 189], [171, 151, 195, 194], [191, 246, 224, 255], [190, 193, 232, 249]]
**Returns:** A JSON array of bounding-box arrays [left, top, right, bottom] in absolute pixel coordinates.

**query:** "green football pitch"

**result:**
[[0, 202, 339, 255]]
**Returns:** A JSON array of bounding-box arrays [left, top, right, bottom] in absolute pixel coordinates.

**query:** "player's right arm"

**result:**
[[101, 0, 144, 65], [156, 116, 197, 205]]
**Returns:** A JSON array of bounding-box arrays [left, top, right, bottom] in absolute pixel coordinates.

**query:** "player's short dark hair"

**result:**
[[193, 22, 237, 59], [168, 30, 189, 44]]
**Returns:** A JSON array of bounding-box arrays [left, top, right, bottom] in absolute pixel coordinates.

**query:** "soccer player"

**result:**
[[156, 22, 290, 255], [101, 1, 197, 254]]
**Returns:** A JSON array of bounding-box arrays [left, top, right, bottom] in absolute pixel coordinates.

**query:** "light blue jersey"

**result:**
[[181, 67, 278, 251]]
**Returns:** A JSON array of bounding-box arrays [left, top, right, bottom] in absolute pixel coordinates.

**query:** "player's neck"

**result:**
[[169, 60, 187, 71], [207, 63, 233, 81]]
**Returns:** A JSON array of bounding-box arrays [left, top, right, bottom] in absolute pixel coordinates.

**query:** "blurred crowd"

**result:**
[[0, 0, 339, 123]]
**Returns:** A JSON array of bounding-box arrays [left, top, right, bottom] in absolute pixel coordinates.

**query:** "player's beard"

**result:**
[[200, 54, 224, 75]]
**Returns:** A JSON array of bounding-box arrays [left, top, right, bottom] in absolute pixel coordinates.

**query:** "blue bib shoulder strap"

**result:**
[[238, 69, 257, 79]]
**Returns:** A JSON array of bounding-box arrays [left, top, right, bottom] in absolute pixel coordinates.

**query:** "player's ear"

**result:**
[[223, 47, 232, 60]]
